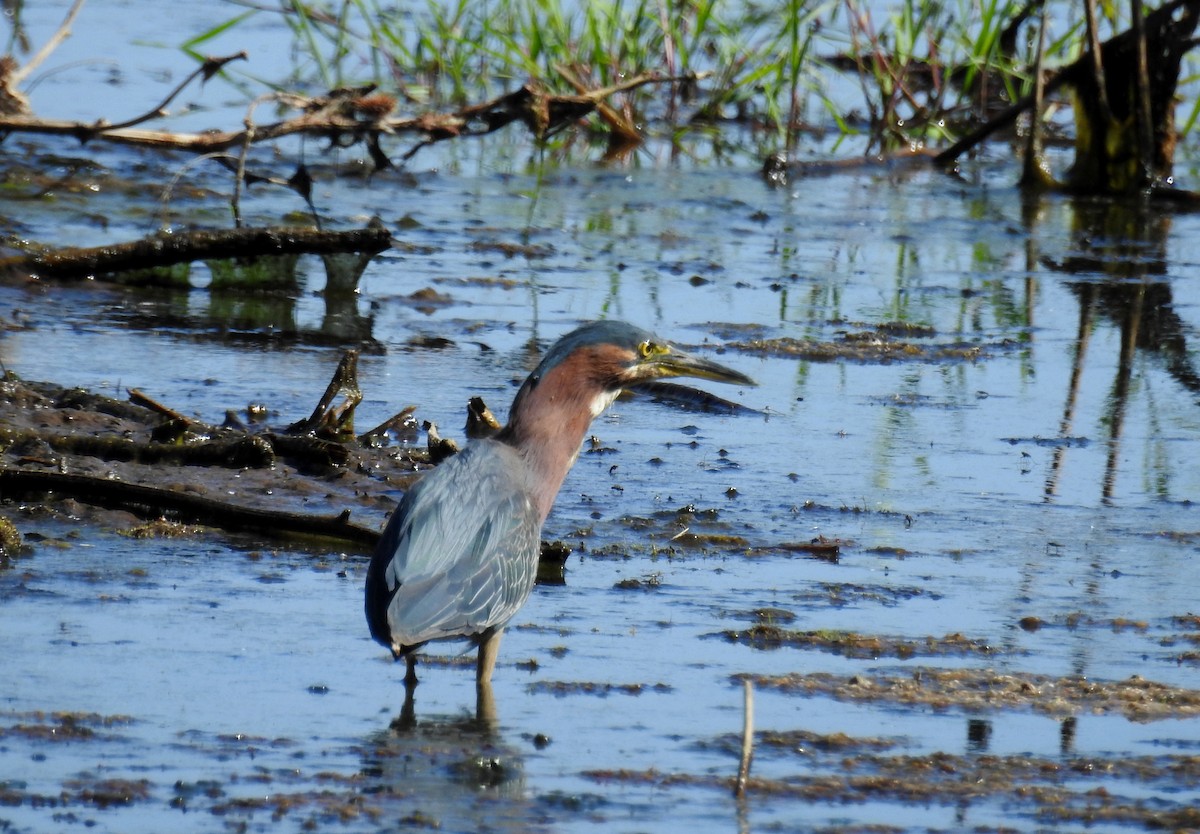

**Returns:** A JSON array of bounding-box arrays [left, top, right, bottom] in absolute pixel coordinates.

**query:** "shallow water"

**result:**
[[3, 5, 1200, 833]]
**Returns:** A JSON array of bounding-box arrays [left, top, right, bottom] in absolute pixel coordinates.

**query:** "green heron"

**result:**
[[365, 321, 755, 687]]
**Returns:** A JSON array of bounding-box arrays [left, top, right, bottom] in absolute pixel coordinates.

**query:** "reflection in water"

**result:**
[[102, 252, 382, 347], [1045, 282, 1095, 501], [1036, 197, 1198, 503], [1059, 716, 1077, 756], [965, 717, 992, 753], [360, 681, 541, 832], [392, 679, 500, 731]]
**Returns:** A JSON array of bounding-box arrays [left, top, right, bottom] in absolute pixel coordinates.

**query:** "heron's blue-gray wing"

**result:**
[[365, 441, 541, 651]]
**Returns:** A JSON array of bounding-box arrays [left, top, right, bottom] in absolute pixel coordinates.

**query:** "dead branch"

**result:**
[[1131, 0, 1156, 185], [287, 350, 363, 439], [1020, 2, 1052, 188], [104, 53, 250, 134], [1083, 0, 1112, 123], [0, 374, 569, 562], [8, 0, 87, 90], [0, 221, 392, 281], [0, 70, 702, 160], [359, 406, 419, 445], [554, 64, 642, 148], [465, 396, 501, 439], [262, 433, 351, 468], [128, 388, 195, 426], [734, 678, 755, 798], [423, 421, 460, 464]]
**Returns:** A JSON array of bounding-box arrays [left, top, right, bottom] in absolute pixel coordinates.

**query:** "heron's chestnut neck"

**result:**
[[496, 347, 627, 522]]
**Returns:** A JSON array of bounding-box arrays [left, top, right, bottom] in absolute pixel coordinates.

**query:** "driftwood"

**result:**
[[0, 466, 577, 566], [0, 222, 392, 282], [0, 367, 416, 551], [360, 406, 419, 445], [0, 365, 577, 561]]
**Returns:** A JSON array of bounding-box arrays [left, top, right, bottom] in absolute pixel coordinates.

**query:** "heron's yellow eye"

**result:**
[[638, 340, 666, 360]]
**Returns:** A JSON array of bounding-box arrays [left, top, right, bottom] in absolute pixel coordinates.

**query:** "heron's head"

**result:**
[[511, 321, 755, 423], [497, 321, 755, 519]]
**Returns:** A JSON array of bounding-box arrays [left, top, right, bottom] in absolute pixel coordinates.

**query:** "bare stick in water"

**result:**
[[735, 678, 754, 797]]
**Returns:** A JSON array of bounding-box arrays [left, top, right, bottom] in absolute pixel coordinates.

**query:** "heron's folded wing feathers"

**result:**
[[374, 442, 541, 646]]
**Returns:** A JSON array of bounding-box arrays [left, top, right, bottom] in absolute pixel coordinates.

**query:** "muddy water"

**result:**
[[2, 7, 1200, 834]]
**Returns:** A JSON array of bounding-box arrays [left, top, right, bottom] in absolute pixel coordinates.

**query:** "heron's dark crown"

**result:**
[[526, 321, 654, 387]]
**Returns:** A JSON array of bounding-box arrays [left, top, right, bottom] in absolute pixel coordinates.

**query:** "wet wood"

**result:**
[[127, 388, 195, 427], [424, 421, 460, 464], [0, 222, 392, 282], [0, 423, 276, 469], [359, 406, 419, 445], [0, 468, 381, 547], [464, 397, 502, 439], [0, 374, 575, 563], [286, 350, 363, 440]]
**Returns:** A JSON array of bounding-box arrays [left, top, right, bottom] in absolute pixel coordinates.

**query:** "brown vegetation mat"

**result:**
[[723, 625, 1003, 659], [737, 667, 1200, 720], [585, 750, 1200, 829], [724, 328, 992, 364]]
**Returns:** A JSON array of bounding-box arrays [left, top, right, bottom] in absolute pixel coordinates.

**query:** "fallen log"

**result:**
[[0, 222, 392, 282]]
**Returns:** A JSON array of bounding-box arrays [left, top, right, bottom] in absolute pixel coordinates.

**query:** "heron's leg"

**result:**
[[476, 627, 504, 684], [404, 654, 418, 687]]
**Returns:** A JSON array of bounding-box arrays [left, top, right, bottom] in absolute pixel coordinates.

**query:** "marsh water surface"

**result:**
[[2, 4, 1200, 833]]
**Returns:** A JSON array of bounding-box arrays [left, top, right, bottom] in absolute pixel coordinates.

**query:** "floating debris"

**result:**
[[528, 681, 673, 697]]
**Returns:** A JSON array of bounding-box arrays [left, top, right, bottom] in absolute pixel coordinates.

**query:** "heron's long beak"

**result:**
[[638, 347, 756, 387]]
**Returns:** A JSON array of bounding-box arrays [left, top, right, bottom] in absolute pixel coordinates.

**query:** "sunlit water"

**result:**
[[2, 4, 1200, 833]]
